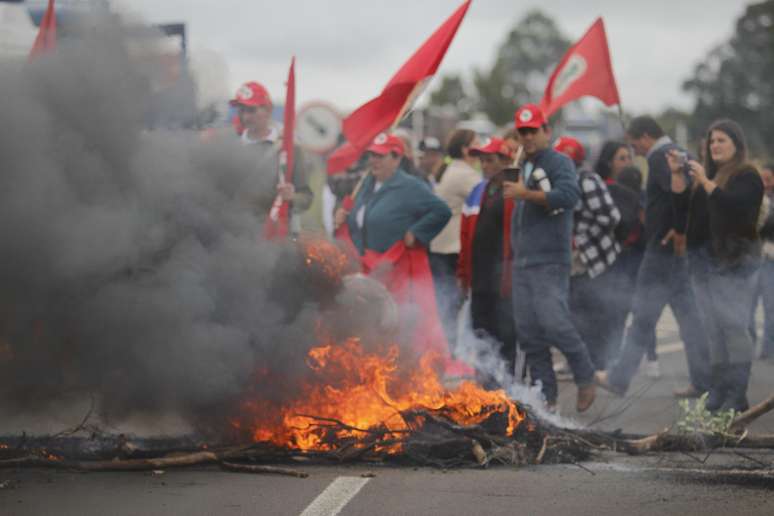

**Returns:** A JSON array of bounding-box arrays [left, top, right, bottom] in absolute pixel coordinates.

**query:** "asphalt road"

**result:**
[[2, 309, 774, 516]]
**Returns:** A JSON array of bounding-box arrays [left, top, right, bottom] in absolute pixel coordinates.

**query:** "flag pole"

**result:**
[[616, 104, 627, 138]]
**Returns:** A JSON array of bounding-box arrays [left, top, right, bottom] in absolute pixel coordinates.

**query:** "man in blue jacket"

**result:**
[[503, 104, 596, 412]]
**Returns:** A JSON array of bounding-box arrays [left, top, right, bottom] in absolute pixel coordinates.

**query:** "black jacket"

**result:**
[[674, 165, 763, 265]]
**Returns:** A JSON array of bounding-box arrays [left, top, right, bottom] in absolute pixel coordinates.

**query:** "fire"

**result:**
[[234, 337, 524, 452], [300, 236, 353, 282], [0, 443, 8, 450]]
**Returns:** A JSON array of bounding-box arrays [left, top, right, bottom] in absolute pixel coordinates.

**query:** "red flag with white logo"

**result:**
[[29, 0, 57, 59], [264, 56, 296, 240], [539, 17, 620, 118], [327, 0, 471, 174]]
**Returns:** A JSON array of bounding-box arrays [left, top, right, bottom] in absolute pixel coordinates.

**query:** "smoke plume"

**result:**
[[0, 14, 328, 428]]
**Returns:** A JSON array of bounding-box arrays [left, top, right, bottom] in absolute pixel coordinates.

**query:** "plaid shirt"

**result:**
[[574, 170, 621, 278]]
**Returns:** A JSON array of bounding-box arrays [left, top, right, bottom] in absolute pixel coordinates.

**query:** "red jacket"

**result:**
[[457, 179, 515, 297]]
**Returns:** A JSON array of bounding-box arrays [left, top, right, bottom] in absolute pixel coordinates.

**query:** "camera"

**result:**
[[674, 150, 691, 173]]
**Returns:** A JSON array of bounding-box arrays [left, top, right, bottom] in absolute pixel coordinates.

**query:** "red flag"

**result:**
[[264, 57, 296, 240], [327, 0, 471, 174], [362, 242, 474, 378], [539, 17, 620, 118], [29, 0, 57, 59]]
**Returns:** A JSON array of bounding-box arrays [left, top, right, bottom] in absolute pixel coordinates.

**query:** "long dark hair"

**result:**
[[446, 129, 476, 159], [704, 119, 749, 188], [595, 140, 628, 180]]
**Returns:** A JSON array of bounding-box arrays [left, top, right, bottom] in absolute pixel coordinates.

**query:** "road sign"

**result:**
[[296, 101, 342, 155]]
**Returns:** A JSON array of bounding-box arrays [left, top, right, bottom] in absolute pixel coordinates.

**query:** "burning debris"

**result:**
[[2, 10, 774, 483]]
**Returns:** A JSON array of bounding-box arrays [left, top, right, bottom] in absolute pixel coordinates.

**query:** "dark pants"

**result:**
[[608, 249, 711, 392], [512, 263, 595, 403], [691, 251, 760, 366], [605, 248, 651, 363], [753, 260, 774, 357], [471, 290, 517, 382], [570, 264, 625, 371], [429, 252, 460, 349]]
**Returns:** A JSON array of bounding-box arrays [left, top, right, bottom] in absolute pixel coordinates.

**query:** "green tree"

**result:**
[[428, 74, 475, 117], [683, 0, 774, 158], [475, 10, 570, 125], [428, 10, 570, 126]]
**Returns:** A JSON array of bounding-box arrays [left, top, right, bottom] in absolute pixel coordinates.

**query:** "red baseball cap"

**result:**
[[470, 137, 514, 159], [230, 81, 272, 108], [366, 133, 405, 157], [553, 136, 586, 165], [514, 103, 546, 129]]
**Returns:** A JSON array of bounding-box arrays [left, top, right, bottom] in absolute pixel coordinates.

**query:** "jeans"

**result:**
[[608, 249, 711, 392], [753, 260, 774, 357], [570, 264, 626, 371], [512, 263, 595, 403], [429, 252, 461, 349], [691, 250, 760, 365]]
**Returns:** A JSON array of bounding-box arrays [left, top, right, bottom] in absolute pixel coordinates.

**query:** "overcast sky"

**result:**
[[115, 0, 750, 116]]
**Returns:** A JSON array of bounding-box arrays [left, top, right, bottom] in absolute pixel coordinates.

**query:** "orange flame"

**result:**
[[234, 337, 523, 452]]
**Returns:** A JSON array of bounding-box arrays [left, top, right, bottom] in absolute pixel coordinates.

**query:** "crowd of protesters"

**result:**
[[230, 79, 772, 415]]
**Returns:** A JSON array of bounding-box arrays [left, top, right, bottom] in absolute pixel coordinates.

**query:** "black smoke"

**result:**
[[0, 13, 331, 429]]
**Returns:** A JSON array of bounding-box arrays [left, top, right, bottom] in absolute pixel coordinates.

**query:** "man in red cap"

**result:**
[[554, 136, 622, 373], [230, 81, 312, 232], [457, 137, 518, 388], [502, 104, 596, 412]]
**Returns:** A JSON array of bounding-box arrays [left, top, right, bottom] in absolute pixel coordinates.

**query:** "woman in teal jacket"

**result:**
[[346, 134, 451, 255]]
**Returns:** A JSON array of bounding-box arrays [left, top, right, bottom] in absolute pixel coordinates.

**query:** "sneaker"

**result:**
[[594, 370, 625, 396], [644, 359, 661, 379], [576, 383, 596, 413]]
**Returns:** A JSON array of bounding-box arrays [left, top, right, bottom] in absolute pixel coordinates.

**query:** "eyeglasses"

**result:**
[[517, 127, 539, 136]]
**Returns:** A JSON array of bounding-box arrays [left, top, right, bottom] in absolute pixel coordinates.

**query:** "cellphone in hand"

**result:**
[[503, 168, 520, 182]]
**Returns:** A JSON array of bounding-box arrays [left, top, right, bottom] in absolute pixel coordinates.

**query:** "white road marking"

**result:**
[[300, 476, 370, 516]]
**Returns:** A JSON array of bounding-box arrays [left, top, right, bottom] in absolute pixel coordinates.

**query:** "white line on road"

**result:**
[[300, 476, 370, 516]]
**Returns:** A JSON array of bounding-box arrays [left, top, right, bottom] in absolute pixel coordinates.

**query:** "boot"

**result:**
[[720, 362, 751, 413], [705, 365, 727, 412]]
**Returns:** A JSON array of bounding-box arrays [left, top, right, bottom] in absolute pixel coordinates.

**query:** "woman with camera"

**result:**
[[669, 119, 764, 413]]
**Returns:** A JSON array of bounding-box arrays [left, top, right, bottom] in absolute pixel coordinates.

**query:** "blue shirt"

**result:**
[[347, 169, 451, 254]]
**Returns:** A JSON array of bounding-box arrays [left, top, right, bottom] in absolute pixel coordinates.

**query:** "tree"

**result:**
[[683, 0, 774, 158], [428, 10, 570, 126], [428, 74, 475, 118], [475, 10, 570, 125]]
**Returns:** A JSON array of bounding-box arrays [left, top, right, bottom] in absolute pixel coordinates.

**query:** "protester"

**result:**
[[595, 140, 633, 183], [345, 133, 450, 255], [457, 137, 517, 387], [603, 163, 648, 365], [503, 104, 596, 412], [668, 120, 763, 412], [418, 136, 446, 186], [430, 128, 481, 348], [554, 137, 622, 372], [596, 116, 710, 398], [594, 141, 658, 373], [757, 164, 774, 360], [342, 133, 474, 377], [230, 81, 312, 232]]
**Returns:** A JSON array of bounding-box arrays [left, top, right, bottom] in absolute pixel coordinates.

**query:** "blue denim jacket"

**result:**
[[511, 149, 580, 268]]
